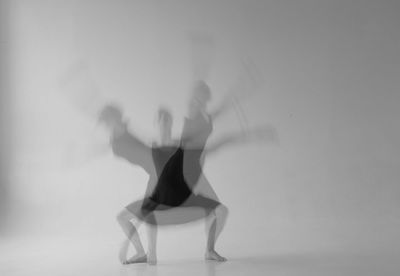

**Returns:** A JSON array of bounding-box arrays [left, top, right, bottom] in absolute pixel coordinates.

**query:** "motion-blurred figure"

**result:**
[[99, 104, 228, 264], [180, 79, 278, 261], [98, 97, 276, 264], [98, 105, 156, 264]]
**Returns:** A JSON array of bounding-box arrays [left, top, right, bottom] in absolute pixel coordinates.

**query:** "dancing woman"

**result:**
[[98, 88, 274, 264], [98, 105, 226, 264], [98, 105, 158, 264], [178, 79, 277, 260]]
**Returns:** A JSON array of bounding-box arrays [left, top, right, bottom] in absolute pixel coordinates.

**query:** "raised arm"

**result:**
[[204, 132, 245, 155], [209, 92, 236, 121], [205, 125, 278, 156]]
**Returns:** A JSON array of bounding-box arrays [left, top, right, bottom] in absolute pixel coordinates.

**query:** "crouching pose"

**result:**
[[99, 104, 228, 265], [99, 84, 275, 264]]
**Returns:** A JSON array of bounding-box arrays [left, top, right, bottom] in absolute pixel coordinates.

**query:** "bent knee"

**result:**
[[116, 209, 133, 223], [216, 204, 229, 217]]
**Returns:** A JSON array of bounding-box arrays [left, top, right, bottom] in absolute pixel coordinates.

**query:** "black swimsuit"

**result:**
[[149, 146, 192, 206], [111, 123, 220, 225]]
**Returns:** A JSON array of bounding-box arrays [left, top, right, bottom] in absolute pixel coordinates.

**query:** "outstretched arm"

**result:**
[[205, 125, 278, 156], [205, 133, 245, 154], [209, 92, 236, 121]]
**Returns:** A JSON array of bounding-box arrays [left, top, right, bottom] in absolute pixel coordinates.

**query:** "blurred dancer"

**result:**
[[99, 105, 225, 264], [98, 105, 156, 264], [180, 80, 277, 261], [100, 103, 274, 265]]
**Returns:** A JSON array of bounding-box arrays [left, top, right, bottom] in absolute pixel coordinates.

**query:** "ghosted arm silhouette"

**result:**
[[205, 125, 278, 155], [209, 93, 236, 121]]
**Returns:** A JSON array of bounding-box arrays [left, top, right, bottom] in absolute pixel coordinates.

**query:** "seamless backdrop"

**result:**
[[1, 0, 400, 264]]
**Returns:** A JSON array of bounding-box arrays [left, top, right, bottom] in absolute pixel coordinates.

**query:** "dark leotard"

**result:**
[[140, 143, 220, 217], [149, 146, 192, 206], [111, 124, 220, 225], [181, 113, 219, 201]]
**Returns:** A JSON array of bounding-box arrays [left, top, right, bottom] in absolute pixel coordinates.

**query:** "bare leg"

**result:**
[[141, 202, 159, 265], [116, 209, 147, 264], [146, 222, 158, 265], [205, 204, 228, 261], [118, 238, 130, 263]]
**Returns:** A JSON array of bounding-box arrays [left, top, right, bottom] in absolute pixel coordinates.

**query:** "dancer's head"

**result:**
[[189, 80, 211, 113], [98, 104, 124, 131], [157, 106, 173, 138]]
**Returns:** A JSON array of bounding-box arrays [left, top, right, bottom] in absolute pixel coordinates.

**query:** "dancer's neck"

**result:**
[[112, 122, 127, 138], [159, 130, 172, 146]]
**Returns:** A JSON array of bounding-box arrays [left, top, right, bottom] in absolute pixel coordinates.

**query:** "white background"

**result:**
[[1, 0, 400, 275]]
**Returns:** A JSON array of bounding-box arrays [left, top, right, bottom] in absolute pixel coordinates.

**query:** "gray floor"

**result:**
[[1, 236, 399, 276]]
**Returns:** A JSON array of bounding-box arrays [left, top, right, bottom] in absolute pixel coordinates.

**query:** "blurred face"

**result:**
[[101, 116, 122, 132], [188, 82, 211, 114], [98, 105, 124, 134]]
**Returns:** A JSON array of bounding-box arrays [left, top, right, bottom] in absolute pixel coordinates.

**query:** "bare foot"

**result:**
[[118, 240, 130, 264], [205, 250, 227, 262], [122, 253, 147, 265], [147, 253, 157, 265]]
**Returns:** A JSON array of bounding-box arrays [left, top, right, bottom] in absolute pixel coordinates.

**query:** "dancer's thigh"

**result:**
[[192, 175, 219, 201], [181, 194, 220, 212], [125, 198, 157, 223]]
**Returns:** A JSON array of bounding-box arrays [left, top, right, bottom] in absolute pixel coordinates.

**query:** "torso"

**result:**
[[151, 145, 178, 176], [181, 113, 213, 149]]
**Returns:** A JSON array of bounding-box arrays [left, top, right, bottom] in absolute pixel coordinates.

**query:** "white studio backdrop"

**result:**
[[2, 0, 400, 262]]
